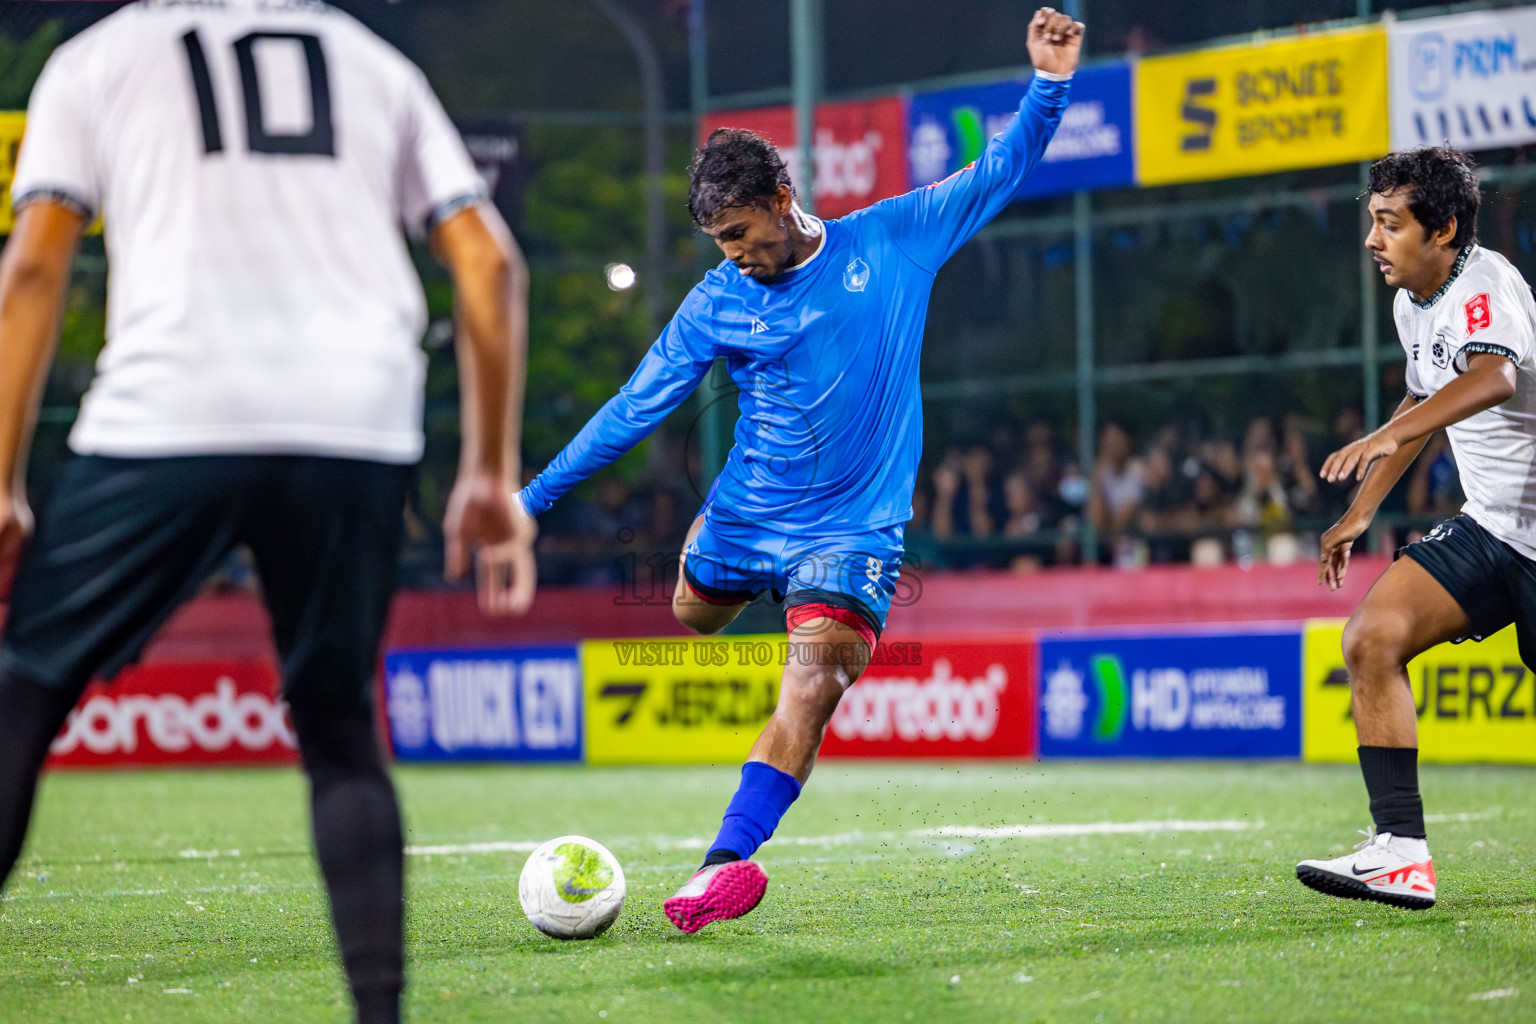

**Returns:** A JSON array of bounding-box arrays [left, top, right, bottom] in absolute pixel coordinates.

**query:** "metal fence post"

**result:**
[[1074, 189, 1098, 564]]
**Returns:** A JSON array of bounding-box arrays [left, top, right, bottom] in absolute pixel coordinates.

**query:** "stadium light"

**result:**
[[605, 262, 637, 291]]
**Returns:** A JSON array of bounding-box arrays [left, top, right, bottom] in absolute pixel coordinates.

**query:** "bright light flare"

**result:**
[[605, 262, 637, 291]]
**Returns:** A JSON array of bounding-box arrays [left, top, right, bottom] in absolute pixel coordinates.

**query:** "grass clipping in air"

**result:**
[[2, 762, 1533, 1022]]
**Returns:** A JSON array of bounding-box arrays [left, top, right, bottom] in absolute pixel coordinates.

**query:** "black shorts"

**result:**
[[1399, 513, 1536, 668], [0, 454, 410, 709]]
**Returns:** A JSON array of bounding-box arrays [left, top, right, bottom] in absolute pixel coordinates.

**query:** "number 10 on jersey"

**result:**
[[181, 30, 335, 157]]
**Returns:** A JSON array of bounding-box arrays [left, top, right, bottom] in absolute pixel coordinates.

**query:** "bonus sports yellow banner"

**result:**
[[582, 636, 782, 765], [1136, 27, 1389, 187], [1303, 619, 1536, 764]]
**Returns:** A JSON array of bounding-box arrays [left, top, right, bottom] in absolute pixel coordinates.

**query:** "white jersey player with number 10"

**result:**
[[15, 0, 485, 464], [0, 4, 535, 1023]]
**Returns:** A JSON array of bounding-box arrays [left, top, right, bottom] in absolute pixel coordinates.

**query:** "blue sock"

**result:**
[[706, 761, 802, 863]]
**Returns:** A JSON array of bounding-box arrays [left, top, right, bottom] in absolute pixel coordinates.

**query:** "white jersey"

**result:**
[[1395, 244, 1536, 559], [12, 0, 486, 463]]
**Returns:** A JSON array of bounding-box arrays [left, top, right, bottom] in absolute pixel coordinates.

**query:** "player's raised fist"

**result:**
[[1027, 7, 1084, 78]]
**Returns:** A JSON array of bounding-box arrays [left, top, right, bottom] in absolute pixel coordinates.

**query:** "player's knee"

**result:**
[[672, 595, 727, 635], [1342, 615, 1411, 683], [779, 661, 851, 716]]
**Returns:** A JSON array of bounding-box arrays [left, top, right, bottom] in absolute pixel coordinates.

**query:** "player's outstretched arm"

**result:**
[[517, 291, 720, 520], [435, 204, 538, 616], [0, 200, 85, 567], [873, 8, 1082, 271]]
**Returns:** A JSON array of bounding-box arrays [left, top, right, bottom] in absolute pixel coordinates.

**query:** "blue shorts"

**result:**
[[682, 517, 904, 640]]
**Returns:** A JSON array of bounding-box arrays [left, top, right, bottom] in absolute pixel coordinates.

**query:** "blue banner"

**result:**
[[384, 646, 583, 762], [1038, 629, 1302, 758], [907, 62, 1135, 201]]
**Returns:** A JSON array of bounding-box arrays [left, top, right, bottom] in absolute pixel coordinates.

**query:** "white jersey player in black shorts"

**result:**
[[1296, 146, 1535, 911], [0, 3, 534, 1022]]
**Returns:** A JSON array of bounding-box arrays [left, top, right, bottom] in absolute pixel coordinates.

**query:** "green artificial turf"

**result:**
[[2, 761, 1533, 1023]]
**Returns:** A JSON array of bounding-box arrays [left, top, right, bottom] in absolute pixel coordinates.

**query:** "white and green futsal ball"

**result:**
[[518, 836, 626, 939]]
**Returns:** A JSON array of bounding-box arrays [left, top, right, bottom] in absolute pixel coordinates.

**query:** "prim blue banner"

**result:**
[[384, 646, 583, 762], [907, 62, 1134, 201], [1390, 7, 1536, 152], [1037, 628, 1302, 758]]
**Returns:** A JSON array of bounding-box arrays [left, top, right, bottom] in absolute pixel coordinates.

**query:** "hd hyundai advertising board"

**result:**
[[1038, 629, 1302, 758], [907, 62, 1135, 201], [384, 646, 583, 762]]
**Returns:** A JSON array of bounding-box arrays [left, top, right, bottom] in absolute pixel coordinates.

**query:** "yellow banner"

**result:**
[[1303, 619, 1536, 763], [1136, 27, 1389, 187], [0, 111, 26, 234], [583, 636, 782, 765]]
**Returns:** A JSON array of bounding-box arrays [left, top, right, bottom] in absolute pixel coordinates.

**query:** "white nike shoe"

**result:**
[[1296, 828, 1436, 910]]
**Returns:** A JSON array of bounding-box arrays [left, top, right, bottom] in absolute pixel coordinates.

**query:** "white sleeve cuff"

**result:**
[[1034, 70, 1074, 82]]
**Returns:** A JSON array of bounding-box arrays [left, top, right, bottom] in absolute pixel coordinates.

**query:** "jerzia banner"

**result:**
[[1303, 620, 1536, 764]]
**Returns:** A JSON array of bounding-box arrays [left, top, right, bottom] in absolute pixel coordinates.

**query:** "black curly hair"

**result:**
[[687, 128, 794, 226], [1367, 146, 1480, 249]]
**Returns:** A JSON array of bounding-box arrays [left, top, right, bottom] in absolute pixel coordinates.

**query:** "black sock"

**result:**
[[292, 704, 405, 1024], [0, 669, 80, 888], [1357, 745, 1426, 839], [702, 847, 742, 868]]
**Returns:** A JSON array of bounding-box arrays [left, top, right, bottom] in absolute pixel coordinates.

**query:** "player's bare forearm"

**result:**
[[435, 203, 527, 481], [0, 201, 84, 494], [1335, 396, 1429, 526], [1320, 356, 1515, 486], [1379, 353, 1515, 451]]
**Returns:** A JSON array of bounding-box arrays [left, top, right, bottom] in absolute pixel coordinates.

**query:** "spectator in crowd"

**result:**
[[1279, 412, 1319, 516], [931, 444, 1001, 543], [1316, 406, 1366, 520], [1405, 431, 1463, 523], [1088, 423, 1144, 554]]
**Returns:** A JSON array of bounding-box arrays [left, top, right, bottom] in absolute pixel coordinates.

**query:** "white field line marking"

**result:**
[[1426, 808, 1501, 824], [405, 840, 543, 856], [916, 819, 1255, 839], [403, 819, 1258, 857], [1468, 988, 1518, 1002]]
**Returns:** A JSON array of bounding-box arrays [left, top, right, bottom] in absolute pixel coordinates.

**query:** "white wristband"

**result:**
[[1034, 70, 1074, 82]]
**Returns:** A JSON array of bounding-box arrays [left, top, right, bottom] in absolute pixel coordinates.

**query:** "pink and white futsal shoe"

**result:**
[[1296, 828, 1436, 910], [663, 860, 769, 933]]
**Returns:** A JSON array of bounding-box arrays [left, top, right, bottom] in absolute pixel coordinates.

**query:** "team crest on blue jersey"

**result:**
[[844, 257, 870, 293]]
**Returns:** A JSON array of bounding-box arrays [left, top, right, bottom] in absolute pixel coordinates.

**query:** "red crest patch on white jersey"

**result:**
[[1466, 293, 1492, 336]]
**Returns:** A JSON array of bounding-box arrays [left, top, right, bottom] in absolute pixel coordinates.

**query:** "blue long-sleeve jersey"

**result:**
[[521, 75, 1070, 536]]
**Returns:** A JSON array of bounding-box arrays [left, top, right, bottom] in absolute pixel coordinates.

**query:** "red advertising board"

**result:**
[[820, 638, 1037, 758], [699, 96, 909, 219], [46, 661, 298, 768]]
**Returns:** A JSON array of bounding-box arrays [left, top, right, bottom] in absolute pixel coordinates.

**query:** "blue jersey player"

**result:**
[[520, 8, 1083, 932]]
